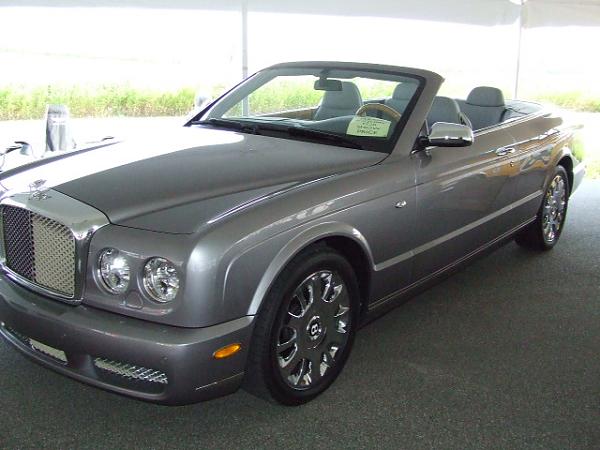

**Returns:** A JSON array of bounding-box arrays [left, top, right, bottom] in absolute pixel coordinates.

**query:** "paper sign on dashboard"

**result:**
[[346, 116, 391, 137]]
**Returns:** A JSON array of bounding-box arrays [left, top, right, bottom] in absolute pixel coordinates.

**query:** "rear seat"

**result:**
[[385, 82, 418, 114], [427, 96, 472, 129], [459, 86, 507, 130]]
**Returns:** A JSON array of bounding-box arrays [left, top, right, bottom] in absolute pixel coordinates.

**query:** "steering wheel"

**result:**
[[355, 103, 402, 121]]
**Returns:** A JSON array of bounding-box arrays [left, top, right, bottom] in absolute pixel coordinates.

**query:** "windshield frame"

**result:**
[[187, 63, 426, 154]]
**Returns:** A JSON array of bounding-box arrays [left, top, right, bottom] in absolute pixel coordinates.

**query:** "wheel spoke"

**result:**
[[293, 358, 313, 387], [336, 317, 349, 334], [321, 272, 333, 301], [329, 284, 343, 303], [308, 275, 324, 304], [323, 272, 343, 303], [277, 345, 298, 369], [291, 288, 312, 318], [277, 329, 297, 353], [335, 304, 350, 318], [319, 350, 334, 377], [277, 327, 299, 369], [286, 360, 303, 386], [329, 344, 340, 360]]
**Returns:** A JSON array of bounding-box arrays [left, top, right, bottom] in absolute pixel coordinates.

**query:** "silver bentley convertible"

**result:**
[[0, 62, 585, 405]]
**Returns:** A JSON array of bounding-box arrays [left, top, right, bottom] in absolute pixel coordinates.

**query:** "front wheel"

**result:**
[[243, 246, 360, 405], [515, 165, 570, 251]]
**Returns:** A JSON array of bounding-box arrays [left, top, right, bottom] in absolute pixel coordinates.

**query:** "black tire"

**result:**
[[243, 245, 360, 405], [515, 165, 570, 251]]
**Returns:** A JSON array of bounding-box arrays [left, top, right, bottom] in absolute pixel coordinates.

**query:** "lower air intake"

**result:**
[[93, 358, 168, 385]]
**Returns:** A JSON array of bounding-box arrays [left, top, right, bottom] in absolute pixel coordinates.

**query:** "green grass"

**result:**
[[533, 92, 600, 113], [3, 84, 600, 120], [0, 81, 400, 121], [572, 136, 585, 162], [0, 85, 214, 120], [228, 79, 397, 117], [587, 162, 600, 179], [1, 83, 599, 179], [572, 133, 600, 180]]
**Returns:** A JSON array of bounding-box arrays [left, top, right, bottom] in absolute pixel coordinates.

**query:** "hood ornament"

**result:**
[[28, 179, 51, 201]]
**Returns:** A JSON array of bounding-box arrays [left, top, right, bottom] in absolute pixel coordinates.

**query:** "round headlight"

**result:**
[[98, 248, 130, 294], [143, 258, 180, 303]]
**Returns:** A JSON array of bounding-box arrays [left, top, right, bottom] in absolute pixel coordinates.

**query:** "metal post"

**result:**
[[514, 1, 524, 99], [242, 0, 249, 116]]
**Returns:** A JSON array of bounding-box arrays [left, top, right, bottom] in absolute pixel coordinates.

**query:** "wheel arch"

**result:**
[[247, 222, 375, 318], [557, 155, 574, 195], [549, 137, 576, 195]]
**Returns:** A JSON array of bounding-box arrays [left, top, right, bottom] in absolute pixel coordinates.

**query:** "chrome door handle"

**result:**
[[495, 147, 515, 156]]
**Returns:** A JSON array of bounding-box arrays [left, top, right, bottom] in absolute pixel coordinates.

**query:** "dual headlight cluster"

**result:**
[[97, 248, 180, 303]]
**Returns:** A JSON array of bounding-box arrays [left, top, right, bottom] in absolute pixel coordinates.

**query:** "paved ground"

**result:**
[[0, 180, 598, 449]]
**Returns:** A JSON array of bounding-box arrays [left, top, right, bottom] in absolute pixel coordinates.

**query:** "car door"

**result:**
[[412, 128, 517, 281], [503, 116, 562, 227]]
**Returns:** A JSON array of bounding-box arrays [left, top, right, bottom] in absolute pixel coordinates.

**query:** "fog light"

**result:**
[[213, 343, 242, 359]]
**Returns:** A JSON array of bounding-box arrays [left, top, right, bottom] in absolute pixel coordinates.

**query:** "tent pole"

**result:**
[[242, 0, 249, 115], [514, 1, 524, 99]]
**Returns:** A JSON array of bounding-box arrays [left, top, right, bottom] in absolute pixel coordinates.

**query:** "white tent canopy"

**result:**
[[2, 0, 600, 97], [5, 0, 600, 28], [524, 0, 600, 27], [1, 0, 521, 25]]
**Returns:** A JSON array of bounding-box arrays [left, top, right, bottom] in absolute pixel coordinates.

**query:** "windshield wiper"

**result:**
[[192, 118, 248, 131], [193, 118, 364, 150]]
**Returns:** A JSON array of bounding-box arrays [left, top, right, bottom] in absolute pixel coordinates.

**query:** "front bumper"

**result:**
[[0, 275, 255, 405]]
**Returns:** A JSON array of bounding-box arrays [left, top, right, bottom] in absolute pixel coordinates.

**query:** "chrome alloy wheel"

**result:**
[[542, 174, 567, 243], [274, 270, 351, 390]]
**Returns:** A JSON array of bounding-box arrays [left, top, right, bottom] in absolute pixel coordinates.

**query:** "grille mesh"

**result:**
[[2, 206, 35, 279], [3, 326, 68, 364], [1, 205, 76, 297], [94, 358, 169, 385]]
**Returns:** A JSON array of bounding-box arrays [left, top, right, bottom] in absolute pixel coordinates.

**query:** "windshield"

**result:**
[[191, 65, 423, 153]]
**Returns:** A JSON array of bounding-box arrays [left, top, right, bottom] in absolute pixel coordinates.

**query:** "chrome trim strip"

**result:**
[[375, 190, 543, 272], [1, 266, 77, 302], [369, 217, 537, 312], [0, 189, 109, 303], [194, 372, 244, 391]]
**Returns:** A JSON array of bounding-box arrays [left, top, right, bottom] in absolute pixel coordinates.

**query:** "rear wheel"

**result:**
[[515, 165, 569, 251], [243, 246, 359, 405]]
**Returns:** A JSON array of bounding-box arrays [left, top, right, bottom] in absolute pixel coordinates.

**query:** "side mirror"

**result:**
[[424, 122, 474, 148]]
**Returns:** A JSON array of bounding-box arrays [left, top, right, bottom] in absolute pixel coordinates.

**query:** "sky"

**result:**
[[0, 6, 598, 98]]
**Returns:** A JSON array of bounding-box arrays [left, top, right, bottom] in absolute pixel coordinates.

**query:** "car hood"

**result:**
[[0, 127, 384, 233]]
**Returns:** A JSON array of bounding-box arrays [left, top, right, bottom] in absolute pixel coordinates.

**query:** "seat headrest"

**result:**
[[321, 81, 362, 110], [466, 86, 505, 107], [428, 96, 462, 126], [392, 82, 417, 100]]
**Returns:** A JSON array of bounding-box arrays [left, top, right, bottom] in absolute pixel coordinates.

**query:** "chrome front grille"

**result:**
[[1, 205, 76, 297]]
